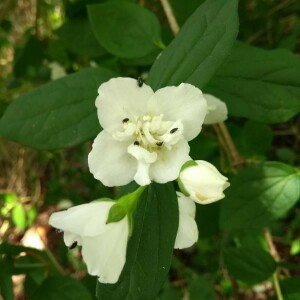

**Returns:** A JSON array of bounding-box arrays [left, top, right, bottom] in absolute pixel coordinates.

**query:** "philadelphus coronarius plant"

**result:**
[[179, 160, 230, 204], [88, 77, 208, 187], [49, 77, 230, 286]]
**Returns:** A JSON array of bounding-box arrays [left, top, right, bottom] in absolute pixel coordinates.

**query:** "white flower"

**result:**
[[174, 192, 198, 249], [203, 94, 228, 124], [88, 77, 207, 187], [179, 160, 230, 204], [49, 201, 129, 284]]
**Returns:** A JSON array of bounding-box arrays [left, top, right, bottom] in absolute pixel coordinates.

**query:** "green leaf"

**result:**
[[0, 242, 61, 275], [0, 258, 14, 300], [281, 277, 300, 300], [189, 276, 217, 300], [0, 67, 116, 150], [57, 18, 106, 57], [206, 42, 300, 123], [220, 162, 300, 232], [97, 183, 179, 300], [31, 276, 93, 300], [239, 121, 273, 157], [88, 2, 162, 59], [12, 203, 26, 231], [223, 244, 276, 285], [147, 0, 239, 90]]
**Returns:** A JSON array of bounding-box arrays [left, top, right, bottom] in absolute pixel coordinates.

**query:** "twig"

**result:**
[[159, 0, 180, 35], [264, 228, 284, 300], [214, 123, 244, 169]]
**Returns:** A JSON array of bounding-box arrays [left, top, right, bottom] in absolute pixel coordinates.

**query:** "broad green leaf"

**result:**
[[223, 244, 276, 285], [57, 18, 106, 57], [281, 277, 300, 300], [88, 2, 162, 59], [189, 276, 217, 300], [97, 183, 179, 300], [31, 276, 93, 300], [147, 0, 239, 90], [0, 67, 116, 150], [220, 162, 300, 232], [206, 42, 300, 123], [238, 121, 273, 157], [0, 258, 13, 300]]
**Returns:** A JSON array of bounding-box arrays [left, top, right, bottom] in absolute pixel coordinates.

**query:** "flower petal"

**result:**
[[150, 139, 190, 183], [63, 231, 82, 247], [49, 201, 114, 237], [174, 193, 198, 249], [127, 144, 157, 186], [88, 131, 137, 187], [96, 77, 154, 134], [81, 216, 129, 284], [147, 83, 207, 141], [203, 94, 228, 124]]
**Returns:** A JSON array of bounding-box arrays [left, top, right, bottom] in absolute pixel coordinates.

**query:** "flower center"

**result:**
[[112, 114, 184, 185], [113, 114, 183, 152]]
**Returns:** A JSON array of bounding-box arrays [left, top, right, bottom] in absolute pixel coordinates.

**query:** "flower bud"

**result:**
[[178, 160, 230, 204]]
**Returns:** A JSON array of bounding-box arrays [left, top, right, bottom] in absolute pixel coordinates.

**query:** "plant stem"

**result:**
[[214, 123, 244, 169], [159, 0, 180, 35], [264, 228, 284, 300]]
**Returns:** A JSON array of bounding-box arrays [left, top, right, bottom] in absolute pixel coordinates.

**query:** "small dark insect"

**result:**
[[137, 77, 144, 87], [69, 241, 78, 250], [134, 141, 140, 146], [122, 118, 129, 123], [156, 141, 163, 146], [170, 128, 178, 134]]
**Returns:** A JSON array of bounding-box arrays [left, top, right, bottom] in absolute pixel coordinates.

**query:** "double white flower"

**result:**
[[88, 77, 208, 187], [49, 201, 128, 284]]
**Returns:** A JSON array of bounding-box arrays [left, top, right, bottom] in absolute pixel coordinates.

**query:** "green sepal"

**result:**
[[177, 160, 197, 196], [180, 160, 198, 171], [177, 177, 190, 197], [106, 186, 147, 235]]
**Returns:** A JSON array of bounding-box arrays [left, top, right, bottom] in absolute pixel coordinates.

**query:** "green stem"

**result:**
[[273, 272, 284, 300]]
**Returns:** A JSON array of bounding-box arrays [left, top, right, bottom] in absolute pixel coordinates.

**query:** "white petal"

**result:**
[[150, 139, 190, 183], [203, 94, 228, 124], [88, 131, 137, 187], [174, 193, 198, 249], [96, 77, 154, 133], [81, 216, 129, 284], [63, 232, 82, 247], [49, 201, 114, 237], [127, 144, 157, 186], [147, 83, 207, 141]]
